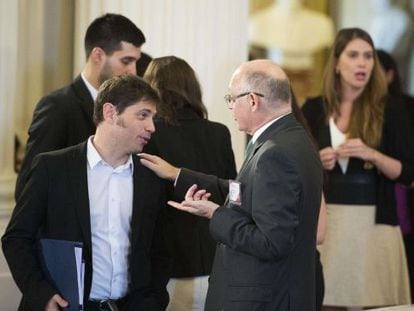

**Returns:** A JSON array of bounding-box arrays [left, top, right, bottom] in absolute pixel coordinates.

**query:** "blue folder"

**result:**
[[38, 239, 84, 311]]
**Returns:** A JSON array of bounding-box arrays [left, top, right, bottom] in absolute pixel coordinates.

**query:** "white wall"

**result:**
[[334, 0, 371, 30]]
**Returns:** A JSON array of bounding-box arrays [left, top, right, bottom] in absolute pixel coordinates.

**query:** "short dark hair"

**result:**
[[84, 13, 145, 59], [376, 49, 402, 95], [94, 75, 159, 125]]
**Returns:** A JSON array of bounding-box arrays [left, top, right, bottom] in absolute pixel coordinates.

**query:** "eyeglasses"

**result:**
[[224, 92, 264, 107]]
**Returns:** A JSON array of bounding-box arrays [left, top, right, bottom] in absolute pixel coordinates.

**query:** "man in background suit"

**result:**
[[140, 59, 323, 311], [2, 75, 170, 311], [15, 13, 146, 200]]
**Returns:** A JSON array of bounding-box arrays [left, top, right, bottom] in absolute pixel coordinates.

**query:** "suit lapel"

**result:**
[[67, 142, 92, 255], [71, 75, 95, 128], [130, 156, 147, 247]]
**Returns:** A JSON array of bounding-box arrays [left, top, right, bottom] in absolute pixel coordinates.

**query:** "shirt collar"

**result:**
[[81, 72, 98, 101], [87, 137, 134, 173], [251, 112, 292, 144]]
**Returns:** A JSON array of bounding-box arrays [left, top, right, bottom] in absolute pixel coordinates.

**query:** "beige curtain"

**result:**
[[15, 0, 74, 142]]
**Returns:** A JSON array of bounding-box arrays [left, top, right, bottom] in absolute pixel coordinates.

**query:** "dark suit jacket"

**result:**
[[15, 75, 96, 200], [175, 114, 323, 311], [2, 142, 170, 311], [144, 107, 237, 277]]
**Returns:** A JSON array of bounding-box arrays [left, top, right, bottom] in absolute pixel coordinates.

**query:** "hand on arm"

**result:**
[[337, 138, 402, 180], [44, 294, 68, 311], [139, 153, 180, 181], [168, 184, 219, 219]]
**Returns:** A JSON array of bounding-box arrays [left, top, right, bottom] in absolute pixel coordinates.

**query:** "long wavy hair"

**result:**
[[323, 28, 387, 148], [143, 56, 208, 125]]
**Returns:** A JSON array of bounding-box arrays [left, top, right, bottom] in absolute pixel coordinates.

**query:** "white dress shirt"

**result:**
[[86, 137, 134, 300]]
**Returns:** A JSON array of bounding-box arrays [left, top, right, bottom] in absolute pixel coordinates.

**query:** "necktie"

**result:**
[[244, 139, 254, 160]]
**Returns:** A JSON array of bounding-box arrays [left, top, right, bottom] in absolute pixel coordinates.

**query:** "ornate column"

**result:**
[[74, 0, 249, 168]]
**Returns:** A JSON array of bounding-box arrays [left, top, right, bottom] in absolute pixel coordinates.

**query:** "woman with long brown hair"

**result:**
[[302, 28, 414, 310]]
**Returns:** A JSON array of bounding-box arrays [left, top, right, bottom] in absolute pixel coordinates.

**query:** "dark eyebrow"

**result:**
[[121, 56, 137, 62], [136, 108, 155, 115]]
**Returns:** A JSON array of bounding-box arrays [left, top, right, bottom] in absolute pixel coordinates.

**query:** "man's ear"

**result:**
[[102, 103, 116, 122], [249, 93, 260, 112], [89, 47, 106, 65]]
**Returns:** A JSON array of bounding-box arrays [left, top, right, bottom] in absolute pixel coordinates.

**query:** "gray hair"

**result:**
[[243, 71, 291, 107]]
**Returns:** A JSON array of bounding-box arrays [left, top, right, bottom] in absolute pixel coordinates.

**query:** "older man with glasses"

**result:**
[[140, 59, 323, 311]]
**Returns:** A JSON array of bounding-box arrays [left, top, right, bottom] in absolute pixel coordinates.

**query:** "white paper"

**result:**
[[74, 246, 84, 310]]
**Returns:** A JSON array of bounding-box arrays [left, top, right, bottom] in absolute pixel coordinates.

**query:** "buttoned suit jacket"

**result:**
[[3, 142, 170, 311], [16, 75, 96, 200], [176, 114, 323, 311]]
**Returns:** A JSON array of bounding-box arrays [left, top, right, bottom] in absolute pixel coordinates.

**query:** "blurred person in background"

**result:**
[[377, 49, 414, 302]]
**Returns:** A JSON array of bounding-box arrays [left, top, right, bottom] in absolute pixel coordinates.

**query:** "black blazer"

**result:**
[[2, 142, 170, 311], [175, 114, 323, 311], [16, 75, 96, 200], [302, 96, 414, 225], [144, 107, 236, 277]]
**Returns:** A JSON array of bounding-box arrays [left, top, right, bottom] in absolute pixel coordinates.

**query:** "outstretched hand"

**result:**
[[139, 153, 180, 181], [168, 184, 219, 219]]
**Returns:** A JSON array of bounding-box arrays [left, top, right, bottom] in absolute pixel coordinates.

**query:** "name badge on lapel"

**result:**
[[229, 180, 242, 205]]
